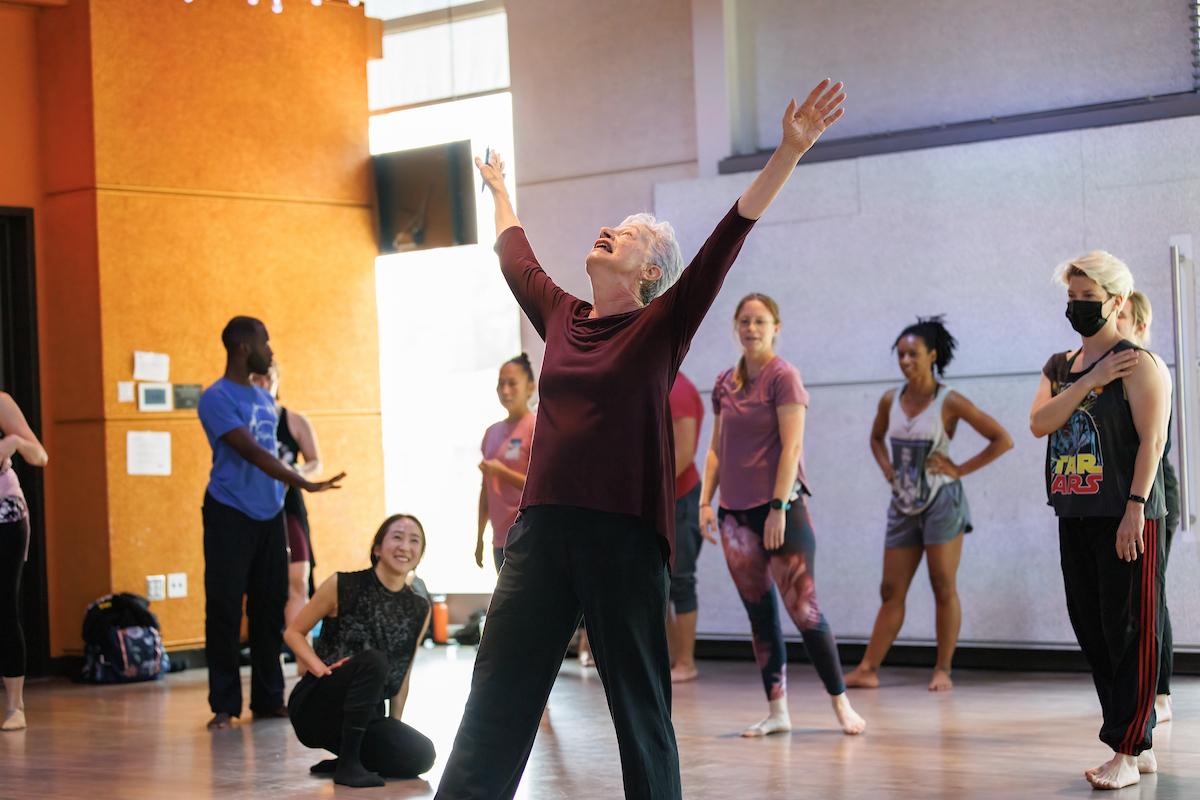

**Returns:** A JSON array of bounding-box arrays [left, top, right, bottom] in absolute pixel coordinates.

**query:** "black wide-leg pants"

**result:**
[[435, 505, 681, 800], [203, 492, 288, 717], [1059, 516, 1164, 756]]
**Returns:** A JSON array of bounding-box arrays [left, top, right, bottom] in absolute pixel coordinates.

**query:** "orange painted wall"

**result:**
[[19, 0, 385, 656]]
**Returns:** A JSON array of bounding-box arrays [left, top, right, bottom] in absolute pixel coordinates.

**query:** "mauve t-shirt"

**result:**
[[481, 412, 536, 547], [670, 372, 704, 498], [712, 356, 810, 511], [496, 201, 756, 564]]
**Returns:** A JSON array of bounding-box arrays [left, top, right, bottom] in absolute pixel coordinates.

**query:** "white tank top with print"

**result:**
[[886, 382, 954, 515]]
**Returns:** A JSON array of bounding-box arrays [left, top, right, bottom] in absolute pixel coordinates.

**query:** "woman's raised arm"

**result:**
[[737, 79, 846, 221], [476, 151, 521, 238], [284, 574, 342, 678]]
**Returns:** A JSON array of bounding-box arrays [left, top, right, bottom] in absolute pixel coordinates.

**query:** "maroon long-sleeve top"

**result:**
[[497, 202, 756, 564]]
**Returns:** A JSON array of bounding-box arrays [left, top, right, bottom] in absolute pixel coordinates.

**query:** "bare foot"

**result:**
[[743, 698, 790, 737], [578, 649, 593, 668], [206, 712, 232, 730], [1086, 753, 1140, 789], [831, 693, 866, 735], [671, 663, 699, 683], [1155, 694, 1172, 723], [2, 708, 26, 731], [928, 668, 953, 692], [1137, 749, 1156, 774], [843, 665, 879, 689]]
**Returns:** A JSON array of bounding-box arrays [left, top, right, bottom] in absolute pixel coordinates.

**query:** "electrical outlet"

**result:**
[[146, 574, 166, 601], [167, 572, 187, 599]]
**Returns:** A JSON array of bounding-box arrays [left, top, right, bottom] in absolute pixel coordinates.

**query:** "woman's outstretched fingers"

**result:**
[[802, 78, 831, 108], [817, 81, 844, 109]]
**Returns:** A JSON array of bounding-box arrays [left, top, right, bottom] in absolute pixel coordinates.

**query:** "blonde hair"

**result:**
[[1125, 291, 1153, 346], [1053, 251, 1134, 299]]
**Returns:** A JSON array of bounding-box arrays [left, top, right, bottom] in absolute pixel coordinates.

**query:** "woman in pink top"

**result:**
[[476, 354, 537, 574], [0, 392, 48, 732], [701, 293, 865, 738], [437, 80, 847, 800]]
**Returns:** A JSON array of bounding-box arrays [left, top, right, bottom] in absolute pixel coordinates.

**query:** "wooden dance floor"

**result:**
[[3, 647, 1198, 798]]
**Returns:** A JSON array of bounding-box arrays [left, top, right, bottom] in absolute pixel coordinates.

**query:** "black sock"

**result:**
[[334, 726, 385, 788], [310, 758, 338, 775]]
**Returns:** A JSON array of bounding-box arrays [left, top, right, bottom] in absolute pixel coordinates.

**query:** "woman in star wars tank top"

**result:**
[[1031, 253, 1168, 790], [844, 316, 1013, 693]]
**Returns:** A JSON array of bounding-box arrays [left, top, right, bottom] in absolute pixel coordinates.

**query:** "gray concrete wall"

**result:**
[[657, 115, 1200, 648], [750, 0, 1195, 147], [505, 0, 700, 370]]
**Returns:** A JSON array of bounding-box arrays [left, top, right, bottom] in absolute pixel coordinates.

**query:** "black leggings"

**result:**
[[288, 649, 436, 778], [0, 518, 29, 678]]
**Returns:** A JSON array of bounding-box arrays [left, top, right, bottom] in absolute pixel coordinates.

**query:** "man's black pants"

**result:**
[[203, 492, 288, 717], [435, 505, 681, 800], [1059, 516, 1164, 755]]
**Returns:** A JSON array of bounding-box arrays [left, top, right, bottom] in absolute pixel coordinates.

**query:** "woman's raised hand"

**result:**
[[781, 79, 846, 156], [475, 150, 508, 197]]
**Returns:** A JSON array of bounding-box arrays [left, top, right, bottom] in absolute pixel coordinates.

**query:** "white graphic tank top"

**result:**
[[887, 382, 954, 515]]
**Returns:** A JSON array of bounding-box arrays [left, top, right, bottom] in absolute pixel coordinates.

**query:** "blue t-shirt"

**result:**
[[198, 378, 286, 521]]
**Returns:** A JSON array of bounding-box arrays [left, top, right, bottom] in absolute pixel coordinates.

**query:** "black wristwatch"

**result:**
[[770, 498, 791, 511], [1128, 494, 1146, 505]]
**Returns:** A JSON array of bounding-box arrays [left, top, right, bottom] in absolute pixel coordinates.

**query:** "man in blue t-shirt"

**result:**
[[198, 316, 345, 731]]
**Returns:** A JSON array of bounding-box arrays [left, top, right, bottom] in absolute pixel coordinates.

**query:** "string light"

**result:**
[[181, 0, 360, 11]]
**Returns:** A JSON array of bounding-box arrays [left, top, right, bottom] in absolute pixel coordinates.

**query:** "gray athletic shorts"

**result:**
[[885, 480, 972, 549]]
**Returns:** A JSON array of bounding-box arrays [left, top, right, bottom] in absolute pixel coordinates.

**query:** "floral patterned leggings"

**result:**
[[718, 500, 846, 699]]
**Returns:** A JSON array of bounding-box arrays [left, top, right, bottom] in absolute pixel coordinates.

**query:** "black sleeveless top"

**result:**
[[314, 568, 430, 698], [1042, 340, 1166, 519], [277, 407, 309, 532]]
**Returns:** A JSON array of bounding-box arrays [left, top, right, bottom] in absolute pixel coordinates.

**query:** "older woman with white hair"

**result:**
[[434, 79, 846, 800], [1030, 251, 1168, 790]]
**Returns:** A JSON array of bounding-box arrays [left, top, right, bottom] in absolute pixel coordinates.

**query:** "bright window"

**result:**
[[371, 93, 520, 594], [368, 12, 510, 111], [364, 0, 479, 19]]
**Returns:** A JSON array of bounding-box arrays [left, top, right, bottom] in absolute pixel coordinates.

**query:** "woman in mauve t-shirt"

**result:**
[[435, 80, 847, 800], [701, 293, 865, 738], [476, 354, 537, 574]]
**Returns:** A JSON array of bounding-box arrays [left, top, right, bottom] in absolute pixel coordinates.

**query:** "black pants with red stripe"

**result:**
[[1059, 516, 1164, 756]]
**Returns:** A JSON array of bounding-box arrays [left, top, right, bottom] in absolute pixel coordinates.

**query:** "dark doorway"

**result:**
[[0, 207, 50, 677]]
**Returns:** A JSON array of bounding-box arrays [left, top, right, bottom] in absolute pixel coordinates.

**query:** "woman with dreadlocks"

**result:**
[[844, 316, 1013, 692]]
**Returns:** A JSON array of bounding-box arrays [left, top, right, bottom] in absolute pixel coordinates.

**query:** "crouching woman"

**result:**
[[285, 514, 435, 788]]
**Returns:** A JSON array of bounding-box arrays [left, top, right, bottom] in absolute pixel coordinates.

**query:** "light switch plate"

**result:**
[[146, 574, 166, 602], [167, 572, 187, 599]]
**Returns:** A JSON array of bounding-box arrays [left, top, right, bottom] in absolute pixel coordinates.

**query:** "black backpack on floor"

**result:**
[[81, 592, 170, 684]]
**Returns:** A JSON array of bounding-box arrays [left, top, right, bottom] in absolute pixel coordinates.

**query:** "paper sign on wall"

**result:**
[[127, 431, 171, 476], [117, 381, 135, 402], [133, 351, 170, 382]]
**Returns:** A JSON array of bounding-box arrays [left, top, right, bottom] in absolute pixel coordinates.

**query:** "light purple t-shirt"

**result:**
[[481, 412, 536, 547], [712, 357, 810, 511]]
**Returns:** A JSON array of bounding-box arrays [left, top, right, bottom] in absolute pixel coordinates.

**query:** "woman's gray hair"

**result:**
[[621, 212, 684, 306]]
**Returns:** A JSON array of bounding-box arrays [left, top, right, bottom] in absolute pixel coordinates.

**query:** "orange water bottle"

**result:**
[[432, 595, 449, 644]]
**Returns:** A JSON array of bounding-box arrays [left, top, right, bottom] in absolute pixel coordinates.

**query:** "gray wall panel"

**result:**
[[750, 0, 1193, 146], [664, 115, 1200, 649]]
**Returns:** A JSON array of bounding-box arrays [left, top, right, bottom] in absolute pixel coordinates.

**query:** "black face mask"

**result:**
[[1065, 299, 1109, 337]]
